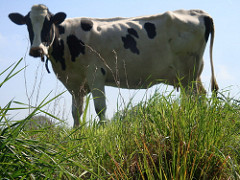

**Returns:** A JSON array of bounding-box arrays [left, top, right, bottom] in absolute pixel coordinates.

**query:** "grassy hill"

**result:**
[[1, 60, 240, 179]]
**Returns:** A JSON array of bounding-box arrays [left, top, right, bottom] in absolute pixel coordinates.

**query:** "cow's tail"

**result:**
[[204, 16, 219, 92]]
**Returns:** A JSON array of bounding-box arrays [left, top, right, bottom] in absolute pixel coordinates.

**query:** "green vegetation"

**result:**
[[0, 60, 239, 179]]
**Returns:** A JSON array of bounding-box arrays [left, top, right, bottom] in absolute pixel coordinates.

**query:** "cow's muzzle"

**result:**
[[29, 46, 51, 73], [29, 47, 45, 62]]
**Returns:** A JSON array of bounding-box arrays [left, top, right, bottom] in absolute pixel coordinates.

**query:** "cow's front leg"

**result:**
[[91, 86, 106, 122], [86, 66, 107, 123], [72, 92, 85, 127]]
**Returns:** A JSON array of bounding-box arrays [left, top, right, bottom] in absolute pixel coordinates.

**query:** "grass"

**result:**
[[0, 59, 240, 179]]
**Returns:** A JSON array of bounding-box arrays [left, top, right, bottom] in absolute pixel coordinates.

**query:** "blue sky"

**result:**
[[1, 0, 240, 126]]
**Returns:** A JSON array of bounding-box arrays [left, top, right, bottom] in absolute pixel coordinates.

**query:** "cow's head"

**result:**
[[9, 4, 66, 61]]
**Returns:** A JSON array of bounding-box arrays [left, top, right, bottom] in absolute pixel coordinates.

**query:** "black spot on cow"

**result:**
[[52, 39, 66, 70], [128, 28, 139, 38], [97, 26, 102, 32], [81, 18, 93, 31], [204, 16, 213, 42], [25, 14, 34, 45], [122, 35, 140, 55], [41, 15, 54, 46], [67, 35, 85, 62], [58, 25, 65, 34], [101, 68, 106, 75], [144, 22, 156, 39]]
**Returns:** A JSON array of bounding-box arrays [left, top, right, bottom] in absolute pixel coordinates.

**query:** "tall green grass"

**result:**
[[0, 59, 239, 179], [0, 59, 76, 179]]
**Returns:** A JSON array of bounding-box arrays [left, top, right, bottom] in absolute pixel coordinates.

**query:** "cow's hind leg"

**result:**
[[182, 56, 206, 95], [180, 72, 207, 106], [196, 76, 206, 95], [196, 60, 206, 95]]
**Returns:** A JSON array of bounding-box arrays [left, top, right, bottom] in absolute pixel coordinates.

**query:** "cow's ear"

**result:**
[[51, 12, 66, 25], [9, 13, 26, 25]]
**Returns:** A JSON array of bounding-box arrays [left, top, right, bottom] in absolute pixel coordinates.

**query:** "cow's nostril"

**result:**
[[29, 48, 43, 57]]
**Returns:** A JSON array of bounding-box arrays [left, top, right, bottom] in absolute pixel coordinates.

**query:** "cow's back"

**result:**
[[54, 10, 212, 89]]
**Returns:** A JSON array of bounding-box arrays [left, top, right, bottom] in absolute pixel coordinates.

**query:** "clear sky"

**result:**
[[1, 0, 240, 126]]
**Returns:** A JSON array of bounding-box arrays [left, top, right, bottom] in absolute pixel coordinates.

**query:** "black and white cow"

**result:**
[[9, 4, 218, 127]]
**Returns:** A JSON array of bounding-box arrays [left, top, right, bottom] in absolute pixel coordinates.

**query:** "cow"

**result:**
[[9, 4, 218, 127]]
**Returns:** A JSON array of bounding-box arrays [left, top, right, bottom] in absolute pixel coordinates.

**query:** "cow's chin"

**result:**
[[40, 54, 46, 62]]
